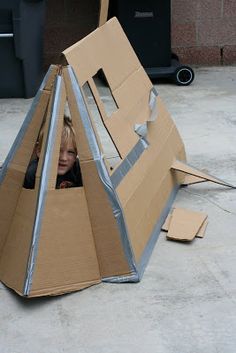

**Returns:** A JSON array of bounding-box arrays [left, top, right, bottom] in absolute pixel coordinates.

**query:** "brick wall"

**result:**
[[43, 0, 99, 69], [171, 0, 236, 65], [44, 0, 236, 68]]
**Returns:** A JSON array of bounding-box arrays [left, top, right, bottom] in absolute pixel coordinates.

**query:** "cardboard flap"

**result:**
[[171, 160, 235, 188], [166, 208, 208, 242], [182, 174, 207, 186]]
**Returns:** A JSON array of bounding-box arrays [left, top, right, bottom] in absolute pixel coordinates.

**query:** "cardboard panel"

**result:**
[[131, 173, 179, 260], [10, 91, 50, 172], [63, 18, 187, 273], [120, 139, 182, 261], [0, 188, 38, 294], [116, 97, 185, 205], [0, 90, 50, 259], [81, 160, 130, 278], [30, 188, 101, 296], [63, 18, 141, 90]]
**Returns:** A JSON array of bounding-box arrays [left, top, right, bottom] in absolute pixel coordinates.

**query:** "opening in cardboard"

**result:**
[[23, 102, 83, 190], [93, 69, 119, 118], [82, 81, 121, 170]]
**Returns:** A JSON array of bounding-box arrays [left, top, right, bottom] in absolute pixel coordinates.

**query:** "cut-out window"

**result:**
[[23, 101, 83, 190], [82, 81, 121, 169], [93, 69, 119, 118]]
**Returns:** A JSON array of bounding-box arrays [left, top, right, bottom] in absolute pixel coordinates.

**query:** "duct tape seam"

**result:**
[[23, 75, 63, 296]]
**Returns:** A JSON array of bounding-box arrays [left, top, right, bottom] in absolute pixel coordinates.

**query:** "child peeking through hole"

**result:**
[[23, 116, 83, 189]]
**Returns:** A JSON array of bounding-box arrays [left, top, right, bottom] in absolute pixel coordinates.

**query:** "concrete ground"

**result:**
[[0, 66, 236, 353]]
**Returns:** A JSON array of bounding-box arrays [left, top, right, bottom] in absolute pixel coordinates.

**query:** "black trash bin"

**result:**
[[108, 0, 194, 86], [0, 0, 45, 98]]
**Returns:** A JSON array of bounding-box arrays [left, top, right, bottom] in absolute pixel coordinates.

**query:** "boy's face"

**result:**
[[57, 137, 76, 176]]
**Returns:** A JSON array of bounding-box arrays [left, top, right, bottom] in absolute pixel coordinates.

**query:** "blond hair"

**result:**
[[37, 116, 77, 154]]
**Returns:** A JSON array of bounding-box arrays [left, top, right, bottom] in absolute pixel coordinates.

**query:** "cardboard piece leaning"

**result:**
[[0, 18, 233, 297]]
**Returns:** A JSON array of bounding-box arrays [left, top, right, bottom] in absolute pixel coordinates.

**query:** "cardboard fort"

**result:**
[[0, 18, 233, 297]]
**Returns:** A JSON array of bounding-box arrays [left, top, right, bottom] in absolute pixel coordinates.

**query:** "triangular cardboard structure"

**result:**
[[0, 18, 233, 297]]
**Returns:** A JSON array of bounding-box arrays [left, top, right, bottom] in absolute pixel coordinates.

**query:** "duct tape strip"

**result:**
[[110, 88, 158, 190], [102, 271, 139, 283], [137, 184, 180, 279], [23, 75, 62, 296], [0, 66, 54, 185], [68, 66, 137, 278], [103, 185, 180, 283], [149, 87, 158, 122], [134, 87, 158, 139], [110, 138, 147, 189]]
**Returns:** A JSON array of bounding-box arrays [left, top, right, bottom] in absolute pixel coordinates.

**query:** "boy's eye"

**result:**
[[68, 150, 76, 156]]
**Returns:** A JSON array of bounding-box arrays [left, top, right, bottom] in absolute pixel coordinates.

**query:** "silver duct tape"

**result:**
[[134, 123, 148, 138], [0, 66, 54, 185], [112, 87, 158, 190], [102, 272, 139, 283], [149, 87, 158, 122], [137, 185, 180, 278], [68, 66, 137, 277], [103, 185, 180, 283], [133, 87, 158, 139], [111, 138, 147, 189], [23, 75, 63, 296]]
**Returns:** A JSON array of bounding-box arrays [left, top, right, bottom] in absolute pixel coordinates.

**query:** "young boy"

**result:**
[[24, 117, 83, 189]]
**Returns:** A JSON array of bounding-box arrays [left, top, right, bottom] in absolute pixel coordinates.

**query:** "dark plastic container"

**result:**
[[0, 0, 45, 98], [109, 0, 194, 86]]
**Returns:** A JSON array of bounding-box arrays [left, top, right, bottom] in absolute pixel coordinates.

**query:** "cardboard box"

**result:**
[[0, 18, 233, 297]]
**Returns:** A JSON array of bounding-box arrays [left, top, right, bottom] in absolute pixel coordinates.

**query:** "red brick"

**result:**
[[223, 45, 236, 64], [197, 18, 236, 46], [172, 46, 221, 65], [197, 0, 222, 19], [223, 0, 236, 17], [172, 22, 197, 47], [171, 0, 198, 22]]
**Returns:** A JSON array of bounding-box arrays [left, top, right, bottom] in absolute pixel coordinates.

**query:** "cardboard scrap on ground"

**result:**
[[162, 208, 208, 241]]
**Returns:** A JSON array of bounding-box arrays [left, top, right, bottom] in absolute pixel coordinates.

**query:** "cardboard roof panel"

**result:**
[[63, 18, 141, 90]]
